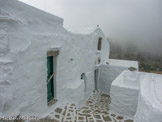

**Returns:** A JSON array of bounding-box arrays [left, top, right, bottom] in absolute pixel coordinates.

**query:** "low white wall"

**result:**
[[110, 71, 162, 120], [110, 71, 140, 118], [111, 86, 139, 118], [108, 59, 139, 70]]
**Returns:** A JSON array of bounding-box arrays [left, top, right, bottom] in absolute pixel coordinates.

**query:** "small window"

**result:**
[[98, 37, 102, 50]]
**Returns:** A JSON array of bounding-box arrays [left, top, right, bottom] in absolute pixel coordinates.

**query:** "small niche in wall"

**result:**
[[98, 37, 102, 50], [81, 73, 87, 92]]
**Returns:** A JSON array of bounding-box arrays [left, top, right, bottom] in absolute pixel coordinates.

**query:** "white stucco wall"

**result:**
[[0, 0, 110, 117], [99, 59, 139, 95], [110, 71, 141, 118]]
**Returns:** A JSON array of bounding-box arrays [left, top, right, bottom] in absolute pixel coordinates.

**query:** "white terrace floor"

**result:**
[[45, 91, 133, 122]]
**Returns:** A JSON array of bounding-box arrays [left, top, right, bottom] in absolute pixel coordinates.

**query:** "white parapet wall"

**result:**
[[110, 70, 162, 121], [108, 59, 139, 70], [110, 70, 141, 118]]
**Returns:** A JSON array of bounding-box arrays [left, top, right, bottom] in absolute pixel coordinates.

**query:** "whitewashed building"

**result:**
[[0, 0, 110, 116], [0, 0, 162, 122]]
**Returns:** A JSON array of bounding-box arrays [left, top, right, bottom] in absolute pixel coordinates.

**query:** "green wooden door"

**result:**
[[47, 56, 54, 101]]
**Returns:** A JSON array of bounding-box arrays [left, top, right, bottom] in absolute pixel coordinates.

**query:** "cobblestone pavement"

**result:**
[[47, 91, 134, 122]]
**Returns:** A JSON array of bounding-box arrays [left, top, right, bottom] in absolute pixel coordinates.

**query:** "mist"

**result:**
[[19, 0, 162, 57]]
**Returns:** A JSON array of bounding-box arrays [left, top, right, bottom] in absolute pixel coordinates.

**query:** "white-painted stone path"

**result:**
[[46, 91, 134, 122]]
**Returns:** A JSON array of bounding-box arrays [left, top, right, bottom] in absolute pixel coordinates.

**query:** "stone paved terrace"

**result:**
[[44, 91, 134, 122]]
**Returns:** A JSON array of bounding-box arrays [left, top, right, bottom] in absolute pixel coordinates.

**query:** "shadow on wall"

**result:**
[[99, 65, 127, 94]]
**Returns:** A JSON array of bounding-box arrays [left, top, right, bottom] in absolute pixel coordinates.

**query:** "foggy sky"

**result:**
[[19, 0, 162, 55]]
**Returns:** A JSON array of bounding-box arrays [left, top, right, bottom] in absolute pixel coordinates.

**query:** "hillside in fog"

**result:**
[[108, 39, 162, 73]]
